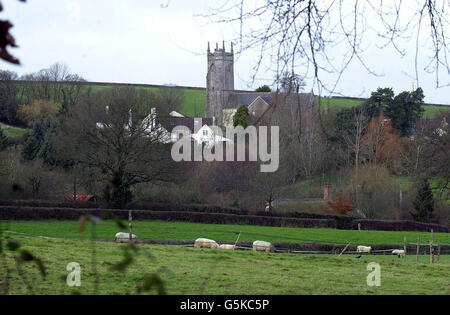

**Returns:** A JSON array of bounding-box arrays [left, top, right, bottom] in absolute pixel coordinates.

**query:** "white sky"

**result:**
[[0, 0, 448, 104]]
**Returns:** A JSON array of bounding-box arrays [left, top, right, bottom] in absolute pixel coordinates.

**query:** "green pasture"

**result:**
[[1, 235, 448, 294]]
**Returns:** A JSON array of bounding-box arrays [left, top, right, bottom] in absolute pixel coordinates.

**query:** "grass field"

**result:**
[[4, 220, 450, 245], [0, 123, 28, 138], [85, 84, 206, 118], [1, 235, 449, 295], [316, 97, 449, 118]]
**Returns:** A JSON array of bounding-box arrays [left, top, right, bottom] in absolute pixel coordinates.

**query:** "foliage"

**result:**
[[19, 63, 85, 114], [411, 178, 434, 223], [255, 85, 271, 92], [352, 166, 402, 220], [364, 87, 395, 117], [17, 99, 59, 127], [0, 70, 19, 124], [325, 196, 354, 215], [361, 114, 401, 170], [233, 105, 249, 128], [385, 88, 425, 136], [21, 118, 59, 164]]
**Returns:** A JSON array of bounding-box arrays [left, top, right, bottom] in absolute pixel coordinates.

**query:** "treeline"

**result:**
[[0, 63, 85, 127], [0, 65, 449, 227]]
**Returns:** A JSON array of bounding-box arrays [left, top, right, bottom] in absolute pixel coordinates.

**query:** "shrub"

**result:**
[[411, 178, 434, 223], [17, 99, 59, 127], [352, 219, 448, 233], [0, 206, 335, 228], [0, 200, 100, 208]]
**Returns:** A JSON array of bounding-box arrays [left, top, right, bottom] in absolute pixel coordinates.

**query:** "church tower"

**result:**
[[206, 41, 234, 123]]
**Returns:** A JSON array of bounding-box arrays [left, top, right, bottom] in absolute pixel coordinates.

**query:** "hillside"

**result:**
[[78, 82, 206, 118], [316, 96, 450, 119], [81, 82, 449, 118]]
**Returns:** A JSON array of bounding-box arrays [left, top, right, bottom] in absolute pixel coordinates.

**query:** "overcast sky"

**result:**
[[0, 0, 448, 104]]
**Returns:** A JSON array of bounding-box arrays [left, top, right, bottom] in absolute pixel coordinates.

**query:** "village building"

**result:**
[[205, 41, 317, 126]]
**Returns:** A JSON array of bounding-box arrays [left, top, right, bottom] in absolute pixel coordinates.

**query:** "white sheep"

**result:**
[[114, 232, 137, 243], [252, 240, 275, 253], [219, 244, 236, 250], [356, 245, 372, 253], [392, 249, 405, 258], [194, 238, 219, 249]]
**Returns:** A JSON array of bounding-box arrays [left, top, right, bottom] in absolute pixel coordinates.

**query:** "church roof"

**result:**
[[226, 92, 271, 109], [225, 91, 316, 109]]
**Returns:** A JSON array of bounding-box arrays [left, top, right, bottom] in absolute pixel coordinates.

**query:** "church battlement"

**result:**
[[207, 41, 234, 56]]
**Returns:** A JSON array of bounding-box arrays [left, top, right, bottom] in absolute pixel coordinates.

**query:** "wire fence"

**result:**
[[2, 219, 449, 256]]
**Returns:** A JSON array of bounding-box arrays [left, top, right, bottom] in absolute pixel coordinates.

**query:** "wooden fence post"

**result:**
[[430, 229, 434, 264], [403, 235, 407, 261], [129, 210, 133, 242], [416, 236, 420, 263], [339, 243, 351, 257], [234, 231, 242, 250], [437, 240, 441, 263]]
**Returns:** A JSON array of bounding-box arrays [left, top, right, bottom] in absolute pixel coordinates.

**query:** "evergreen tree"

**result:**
[[233, 105, 249, 128], [364, 87, 395, 118], [385, 88, 424, 136], [22, 118, 59, 164], [255, 85, 271, 92], [411, 178, 434, 222]]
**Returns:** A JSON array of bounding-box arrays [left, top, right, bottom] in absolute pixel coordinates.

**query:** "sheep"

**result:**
[[392, 249, 405, 258], [114, 232, 137, 243], [219, 244, 236, 250], [194, 238, 219, 249], [252, 240, 275, 253], [356, 245, 372, 253]]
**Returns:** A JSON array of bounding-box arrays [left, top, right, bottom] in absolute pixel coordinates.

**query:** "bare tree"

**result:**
[[264, 90, 327, 184], [0, 70, 19, 124], [207, 1, 450, 92], [19, 63, 85, 113], [56, 87, 178, 208], [344, 106, 368, 174]]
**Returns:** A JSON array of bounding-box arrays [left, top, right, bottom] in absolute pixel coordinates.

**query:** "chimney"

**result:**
[[324, 183, 332, 201]]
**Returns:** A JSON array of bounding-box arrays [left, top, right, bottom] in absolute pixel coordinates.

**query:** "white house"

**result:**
[[96, 107, 231, 147]]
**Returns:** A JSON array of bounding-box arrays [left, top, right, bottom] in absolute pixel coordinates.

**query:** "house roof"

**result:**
[[53, 195, 95, 202], [169, 111, 185, 117], [157, 117, 213, 133]]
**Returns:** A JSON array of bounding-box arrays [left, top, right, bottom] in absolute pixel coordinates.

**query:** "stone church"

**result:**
[[205, 41, 316, 127]]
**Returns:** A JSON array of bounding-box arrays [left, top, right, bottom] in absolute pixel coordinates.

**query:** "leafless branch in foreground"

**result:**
[[205, 0, 450, 94]]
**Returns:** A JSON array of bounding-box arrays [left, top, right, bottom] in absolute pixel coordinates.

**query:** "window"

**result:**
[[203, 130, 208, 136]]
